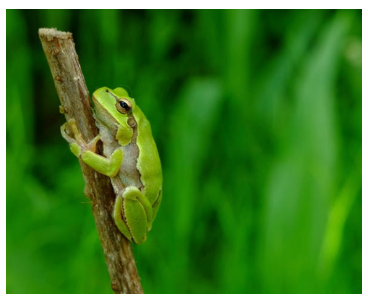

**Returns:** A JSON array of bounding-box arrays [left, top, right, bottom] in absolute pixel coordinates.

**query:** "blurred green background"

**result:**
[[6, 9, 362, 294]]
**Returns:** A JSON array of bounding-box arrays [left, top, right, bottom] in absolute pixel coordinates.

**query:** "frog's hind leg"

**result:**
[[113, 194, 134, 242], [113, 186, 153, 244]]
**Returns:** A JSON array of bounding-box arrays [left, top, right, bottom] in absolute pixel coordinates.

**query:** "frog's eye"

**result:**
[[116, 98, 132, 114]]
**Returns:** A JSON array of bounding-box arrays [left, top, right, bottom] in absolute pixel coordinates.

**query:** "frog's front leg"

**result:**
[[61, 119, 123, 177], [113, 186, 153, 244]]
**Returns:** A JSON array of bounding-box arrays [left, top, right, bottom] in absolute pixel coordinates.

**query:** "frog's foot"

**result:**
[[61, 119, 81, 144], [61, 119, 101, 157], [113, 186, 153, 245]]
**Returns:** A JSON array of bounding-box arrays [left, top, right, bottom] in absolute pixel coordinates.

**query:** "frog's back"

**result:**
[[135, 106, 162, 204]]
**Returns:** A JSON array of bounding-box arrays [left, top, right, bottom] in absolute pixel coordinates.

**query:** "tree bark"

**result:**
[[39, 28, 143, 294]]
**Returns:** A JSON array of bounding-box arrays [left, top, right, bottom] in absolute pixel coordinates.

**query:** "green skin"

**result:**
[[61, 87, 162, 244]]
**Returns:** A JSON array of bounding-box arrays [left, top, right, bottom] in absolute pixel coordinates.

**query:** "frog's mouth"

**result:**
[[92, 95, 114, 123]]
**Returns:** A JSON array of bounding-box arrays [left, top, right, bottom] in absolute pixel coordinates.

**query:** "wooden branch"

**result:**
[[39, 28, 143, 294]]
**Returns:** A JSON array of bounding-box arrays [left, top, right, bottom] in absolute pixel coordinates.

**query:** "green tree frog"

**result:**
[[61, 87, 162, 244]]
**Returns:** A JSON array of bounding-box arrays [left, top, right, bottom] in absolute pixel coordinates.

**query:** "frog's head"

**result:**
[[92, 87, 137, 128]]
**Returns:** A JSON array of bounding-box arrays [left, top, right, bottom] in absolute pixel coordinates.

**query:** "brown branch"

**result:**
[[39, 28, 143, 294]]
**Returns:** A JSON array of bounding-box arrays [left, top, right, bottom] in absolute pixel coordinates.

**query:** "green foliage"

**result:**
[[6, 9, 362, 294]]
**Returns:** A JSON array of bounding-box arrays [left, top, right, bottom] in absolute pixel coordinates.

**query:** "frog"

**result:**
[[61, 87, 162, 244]]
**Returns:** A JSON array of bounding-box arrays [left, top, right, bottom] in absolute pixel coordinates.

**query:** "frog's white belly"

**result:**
[[119, 142, 142, 189]]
